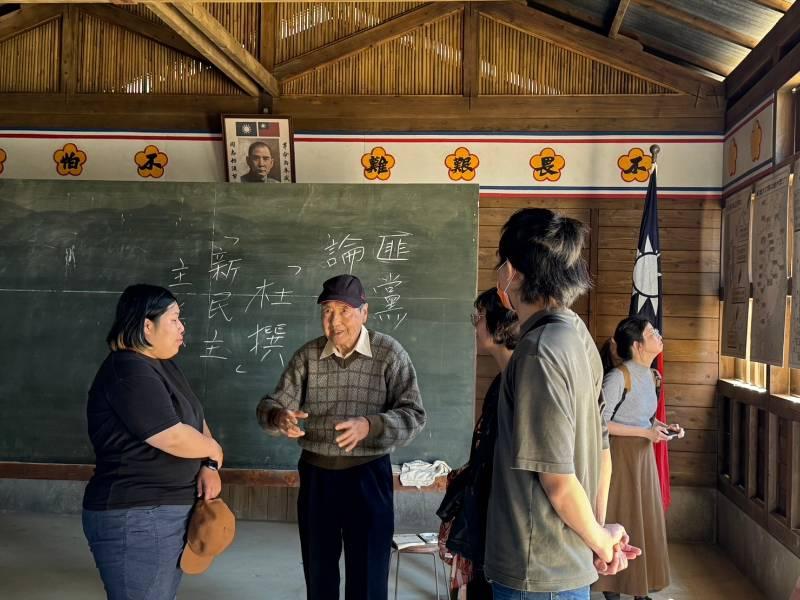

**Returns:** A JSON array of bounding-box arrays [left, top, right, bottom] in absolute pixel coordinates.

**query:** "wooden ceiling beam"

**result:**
[[726, 0, 800, 101], [273, 94, 724, 132], [748, 0, 792, 12], [478, 2, 723, 98], [78, 4, 202, 60], [633, 0, 758, 49], [147, 3, 260, 97], [273, 2, 463, 81], [608, 0, 631, 38], [260, 3, 276, 71], [527, 0, 605, 29], [727, 34, 800, 124], [0, 4, 61, 45], [276, 94, 725, 120], [630, 30, 732, 78], [462, 4, 480, 98], [173, 3, 279, 97]]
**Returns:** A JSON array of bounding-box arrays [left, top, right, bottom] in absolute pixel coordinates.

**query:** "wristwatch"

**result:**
[[202, 459, 219, 471]]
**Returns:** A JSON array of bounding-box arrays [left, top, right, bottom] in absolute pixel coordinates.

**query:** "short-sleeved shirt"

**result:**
[[484, 309, 605, 592], [83, 351, 205, 510], [602, 361, 658, 428]]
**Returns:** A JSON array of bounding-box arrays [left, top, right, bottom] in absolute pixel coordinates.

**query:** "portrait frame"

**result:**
[[221, 114, 296, 184]]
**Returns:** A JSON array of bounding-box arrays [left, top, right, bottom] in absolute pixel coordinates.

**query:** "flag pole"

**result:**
[[649, 142, 670, 511], [650, 144, 661, 165]]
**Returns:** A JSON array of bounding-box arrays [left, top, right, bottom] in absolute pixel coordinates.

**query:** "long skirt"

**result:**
[[593, 436, 670, 597]]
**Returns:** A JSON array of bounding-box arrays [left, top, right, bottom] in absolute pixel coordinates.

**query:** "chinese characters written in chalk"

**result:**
[[373, 272, 408, 330], [325, 234, 365, 273], [249, 323, 288, 366], [245, 279, 294, 312], [170, 258, 192, 289]]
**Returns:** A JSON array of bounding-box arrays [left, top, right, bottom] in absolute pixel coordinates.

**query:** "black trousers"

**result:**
[[298, 455, 394, 600]]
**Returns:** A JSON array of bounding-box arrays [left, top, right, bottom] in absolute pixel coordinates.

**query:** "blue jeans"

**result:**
[[492, 582, 591, 600], [83, 505, 193, 600]]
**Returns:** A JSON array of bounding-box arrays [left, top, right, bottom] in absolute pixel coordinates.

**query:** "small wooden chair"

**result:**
[[391, 537, 449, 600]]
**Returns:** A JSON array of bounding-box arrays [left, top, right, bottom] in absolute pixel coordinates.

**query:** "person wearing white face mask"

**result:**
[[485, 208, 641, 600]]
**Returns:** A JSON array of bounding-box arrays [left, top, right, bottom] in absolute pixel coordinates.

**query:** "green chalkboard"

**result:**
[[0, 180, 478, 469]]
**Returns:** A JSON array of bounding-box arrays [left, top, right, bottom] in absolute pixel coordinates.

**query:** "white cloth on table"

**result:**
[[398, 460, 451, 488]]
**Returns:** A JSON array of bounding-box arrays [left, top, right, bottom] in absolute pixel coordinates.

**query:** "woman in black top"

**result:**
[[82, 284, 224, 600], [438, 288, 517, 599]]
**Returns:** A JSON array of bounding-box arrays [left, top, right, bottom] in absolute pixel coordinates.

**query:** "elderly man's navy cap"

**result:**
[[317, 274, 367, 308]]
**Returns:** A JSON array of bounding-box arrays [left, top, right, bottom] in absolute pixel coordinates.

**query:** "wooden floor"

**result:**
[[591, 543, 764, 600]]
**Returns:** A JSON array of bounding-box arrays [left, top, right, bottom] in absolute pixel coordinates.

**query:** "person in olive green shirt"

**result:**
[[486, 208, 641, 600]]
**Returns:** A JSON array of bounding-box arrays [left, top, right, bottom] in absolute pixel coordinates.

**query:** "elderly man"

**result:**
[[241, 141, 280, 183], [256, 274, 426, 600]]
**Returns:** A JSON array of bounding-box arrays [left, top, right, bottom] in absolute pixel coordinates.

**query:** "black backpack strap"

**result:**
[[609, 363, 632, 422]]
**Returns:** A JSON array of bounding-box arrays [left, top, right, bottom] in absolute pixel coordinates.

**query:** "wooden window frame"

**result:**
[[719, 149, 800, 557]]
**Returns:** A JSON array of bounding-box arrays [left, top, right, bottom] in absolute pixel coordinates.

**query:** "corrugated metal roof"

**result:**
[[626, 4, 750, 70], [668, 0, 783, 40], [527, 0, 794, 79]]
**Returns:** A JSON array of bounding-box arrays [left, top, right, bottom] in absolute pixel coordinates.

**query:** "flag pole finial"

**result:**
[[650, 144, 661, 163]]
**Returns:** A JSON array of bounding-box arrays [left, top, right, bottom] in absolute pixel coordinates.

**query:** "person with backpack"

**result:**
[[437, 288, 518, 599], [595, 316, 684, 600]]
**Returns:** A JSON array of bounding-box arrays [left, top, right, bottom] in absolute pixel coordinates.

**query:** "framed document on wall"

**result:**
[[221, 115, 295, 183], [750, 165, 790, 366], [721, 186, 752, 359]]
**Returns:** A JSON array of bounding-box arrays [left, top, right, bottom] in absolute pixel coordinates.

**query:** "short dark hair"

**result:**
[[106, 284, 177, 351], [248, 141, 273, 159], [601, 316, 651, 371], [475, 288, 518, 350], [497, 208, 591, 308]]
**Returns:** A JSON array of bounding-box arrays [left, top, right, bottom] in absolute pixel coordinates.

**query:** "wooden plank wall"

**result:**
[[220, 194, 721, 520], [476, 196, 721, 487], [221, 484, 299, 522]]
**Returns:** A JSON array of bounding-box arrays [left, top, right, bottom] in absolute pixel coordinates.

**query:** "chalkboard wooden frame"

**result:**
[[0, 462, 446, 492]]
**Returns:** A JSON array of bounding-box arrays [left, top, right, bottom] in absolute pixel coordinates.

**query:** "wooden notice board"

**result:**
[[750, 166, 789, 367]]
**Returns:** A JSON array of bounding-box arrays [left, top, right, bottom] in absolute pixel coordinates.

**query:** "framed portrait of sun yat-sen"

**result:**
[[221, 115, 295, 184]]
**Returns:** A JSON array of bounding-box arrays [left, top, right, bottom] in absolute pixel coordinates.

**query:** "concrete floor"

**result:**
[[0, 511, 764, 599]]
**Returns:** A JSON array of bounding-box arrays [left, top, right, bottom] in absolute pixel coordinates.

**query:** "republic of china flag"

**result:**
[[629, 166, 671, 511]]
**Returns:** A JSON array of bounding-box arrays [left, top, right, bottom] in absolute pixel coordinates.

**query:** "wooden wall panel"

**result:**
[[596, 294, 720, 318], [221, 484, 300, 522], [599, 227, 720, 251], [479, 15, 674, 96], [0, 19, 60, 93], [275, 2, 423, 63], [77, 12, 240, 95], [477, 195, 721, 487], [596, 315, 719, 340], [205, 3, 260, 56], [598, 249, 720, 273], [595, 271, 720, 296], [281, 12, 462, 95]]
